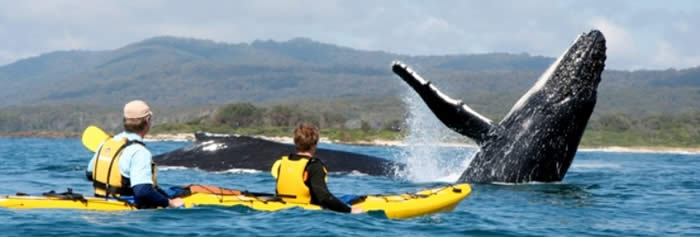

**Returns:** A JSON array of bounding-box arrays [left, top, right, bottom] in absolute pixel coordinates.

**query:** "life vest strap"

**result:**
[[93, 181, 134, 196], [93, 139, 146, 198], [275, 193, 297, 199]]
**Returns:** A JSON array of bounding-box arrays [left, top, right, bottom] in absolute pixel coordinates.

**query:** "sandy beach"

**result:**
[[579, 146, 700, 155]]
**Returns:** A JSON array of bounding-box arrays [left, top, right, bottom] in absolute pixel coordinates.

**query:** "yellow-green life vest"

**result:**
[[92, 138, 157, 198], [272, 155, 314, 204]]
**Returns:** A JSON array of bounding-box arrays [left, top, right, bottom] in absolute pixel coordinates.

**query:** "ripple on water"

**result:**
[[1, 138, 699, 236]]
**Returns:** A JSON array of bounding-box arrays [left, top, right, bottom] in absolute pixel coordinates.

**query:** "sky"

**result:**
[[1, 0, 698, 70]]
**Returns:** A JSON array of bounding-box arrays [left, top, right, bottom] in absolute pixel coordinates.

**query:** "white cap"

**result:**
[[123, 100, 152, 119]]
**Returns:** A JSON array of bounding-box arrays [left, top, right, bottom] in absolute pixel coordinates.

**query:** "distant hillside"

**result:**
[[1, 36, 699, 119]]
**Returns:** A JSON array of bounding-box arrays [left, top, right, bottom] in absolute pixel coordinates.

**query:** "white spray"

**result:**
[[395, 87, 475, 183]]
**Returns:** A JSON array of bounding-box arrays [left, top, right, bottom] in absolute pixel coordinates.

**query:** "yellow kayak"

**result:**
[[0, 184, 470, 219]]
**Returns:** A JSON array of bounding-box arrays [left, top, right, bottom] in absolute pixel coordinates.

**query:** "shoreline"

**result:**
[[578, 146, 700, 155], [150, 134, 700, 155], [2, 132, 699, 155], [147, 133, 700, 154]]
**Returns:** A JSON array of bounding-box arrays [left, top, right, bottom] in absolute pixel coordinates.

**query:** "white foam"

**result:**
[[158, 166, 262, 174], [570, 162, 621, 169], [345, 170, 369, 176], [157, 166, 190, 171], [491, 181, 563, 185], [214, 168, 261, 174], [434, 173, 461, 183], [394, 90, 474, 183]]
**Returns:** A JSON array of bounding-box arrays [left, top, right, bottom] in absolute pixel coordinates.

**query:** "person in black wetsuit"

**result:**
[[272, 123, 363, 213]]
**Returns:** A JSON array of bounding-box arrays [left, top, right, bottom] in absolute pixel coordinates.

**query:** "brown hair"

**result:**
[[294, 122, 319, 152], [123, 116, 150, 133]]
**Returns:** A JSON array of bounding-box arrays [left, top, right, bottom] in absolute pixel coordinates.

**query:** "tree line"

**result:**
[[149, 102, 401, 140], [1, 102, 699, 148], [582, 112, 700, 147]]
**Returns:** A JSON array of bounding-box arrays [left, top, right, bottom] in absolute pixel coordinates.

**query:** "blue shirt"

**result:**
[[87, 132, 154, 187]]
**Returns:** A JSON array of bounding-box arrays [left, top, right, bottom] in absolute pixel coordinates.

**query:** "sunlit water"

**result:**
[[0, 137, 698, 236]]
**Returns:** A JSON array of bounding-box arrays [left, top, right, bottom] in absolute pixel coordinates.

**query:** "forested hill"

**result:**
[[1, 36, 699, 118], [0, 36, 554, 106]]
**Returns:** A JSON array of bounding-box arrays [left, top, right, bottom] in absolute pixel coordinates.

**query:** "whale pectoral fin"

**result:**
[[392, 61, 494, 144]]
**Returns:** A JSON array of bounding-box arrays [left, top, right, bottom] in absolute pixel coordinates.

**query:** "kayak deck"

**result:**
[[0, 183, 471, 219]]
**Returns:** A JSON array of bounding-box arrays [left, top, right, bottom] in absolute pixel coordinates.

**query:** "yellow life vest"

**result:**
[[92, 138, 157, 198], [272, 155, 313, 204]]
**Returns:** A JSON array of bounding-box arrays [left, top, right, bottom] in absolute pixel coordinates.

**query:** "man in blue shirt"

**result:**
[[86, 100, 183, 208]]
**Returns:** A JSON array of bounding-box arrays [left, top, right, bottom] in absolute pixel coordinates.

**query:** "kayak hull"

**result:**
[[0, 195, 136, 210]]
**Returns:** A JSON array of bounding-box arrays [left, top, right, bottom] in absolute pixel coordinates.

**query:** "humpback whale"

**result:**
[[153, 132, 396, 176], [393, 30, 606, 183]]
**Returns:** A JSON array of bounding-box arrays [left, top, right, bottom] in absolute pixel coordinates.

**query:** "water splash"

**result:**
[[394, 88, 474, 183]]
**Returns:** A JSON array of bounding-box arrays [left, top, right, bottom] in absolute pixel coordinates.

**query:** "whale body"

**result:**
[[393, 30, 607, 183], [153, 132, 397, 176]]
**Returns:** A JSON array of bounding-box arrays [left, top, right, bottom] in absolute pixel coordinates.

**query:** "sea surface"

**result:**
[[0, 137, 698, 236]]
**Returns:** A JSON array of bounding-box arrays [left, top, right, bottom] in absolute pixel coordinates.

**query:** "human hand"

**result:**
[[351, 207, 364, 214], [168, 198, 184, 208]]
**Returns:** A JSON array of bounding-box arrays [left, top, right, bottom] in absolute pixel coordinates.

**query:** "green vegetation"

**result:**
[[582, 113, 700, 148], [1, 102, 699, 148], [149, 102, 403, 142], [1, 36, 699, 148], [0, 104, 217, 134], [2, 36, 700, 119], [148, 103, 700, 147], [152, 124, 401, 143]]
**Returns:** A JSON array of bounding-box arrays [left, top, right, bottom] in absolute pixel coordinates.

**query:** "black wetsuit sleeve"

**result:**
[[306, 161, 351, 213], [133, 184, 169, 208]]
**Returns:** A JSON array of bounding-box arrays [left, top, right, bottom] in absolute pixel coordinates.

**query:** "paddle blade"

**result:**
[[81, 125, 112, 152]]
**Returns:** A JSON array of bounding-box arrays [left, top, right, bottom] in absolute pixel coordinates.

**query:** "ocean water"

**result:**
[[0, 137, 698, 236]]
